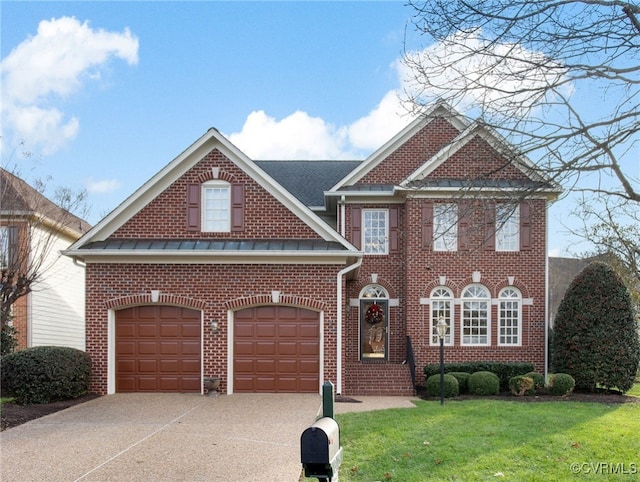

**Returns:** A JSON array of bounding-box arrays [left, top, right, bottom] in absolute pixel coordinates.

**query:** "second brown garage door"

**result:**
[[234, 306, 320, 392], [116, 306, 201, 392]]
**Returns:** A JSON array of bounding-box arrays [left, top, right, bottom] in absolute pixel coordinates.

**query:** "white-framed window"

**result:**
[[0, 227, 9, 268], [499, 287, 521, 345], [434, 203, 457, 251], [496, 204, 520, 252], [362, 209, 388, 255], [202, 181, 231, 232], [461, 284, 490, 345], [430, 287, 453, 346], [359, 284, 389, 360]]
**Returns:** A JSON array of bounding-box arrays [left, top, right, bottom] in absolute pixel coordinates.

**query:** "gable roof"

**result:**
[[0, 168, 91, 238], [65, 128, 359, 261]]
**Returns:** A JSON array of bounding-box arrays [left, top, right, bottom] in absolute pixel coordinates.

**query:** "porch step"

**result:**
[[342, 362, 415, 396]]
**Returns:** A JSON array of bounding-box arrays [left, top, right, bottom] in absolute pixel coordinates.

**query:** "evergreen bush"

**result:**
[[525, 371, 545, 391], [468, 371, 500, 396], [552, 262, 640, 393], [448, 372, 471, 394], [424, 361, 534, 391], [548, 373, 575, 396], [425, 374, 459, 398], [509, 375, 535, 396], [0, 346, 91, 404]]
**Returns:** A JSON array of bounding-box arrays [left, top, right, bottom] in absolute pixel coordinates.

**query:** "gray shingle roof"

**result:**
[[255, 160, 362, 206]]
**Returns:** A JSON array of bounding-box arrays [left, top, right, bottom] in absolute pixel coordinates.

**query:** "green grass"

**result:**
[[327, 399, 640, 481]]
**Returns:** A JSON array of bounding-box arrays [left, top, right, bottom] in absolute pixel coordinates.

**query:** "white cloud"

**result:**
[[228, 92, 413, 160], [398, 29, 570, 118], [86, 177, 122, 194], [1, 16, 139, 155]]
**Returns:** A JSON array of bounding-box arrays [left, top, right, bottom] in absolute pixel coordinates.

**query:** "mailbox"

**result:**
[[300, 417, 343, 481]]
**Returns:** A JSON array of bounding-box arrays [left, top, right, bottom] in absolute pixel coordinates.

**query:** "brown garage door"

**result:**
[[116, 306, 201, 392], [234, 306, 319, 393]]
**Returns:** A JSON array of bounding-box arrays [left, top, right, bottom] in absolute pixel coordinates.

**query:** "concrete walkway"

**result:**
[[1, 393, 418, 482]]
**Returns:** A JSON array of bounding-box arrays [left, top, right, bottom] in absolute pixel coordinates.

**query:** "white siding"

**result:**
[[30, 226, 85, 350]]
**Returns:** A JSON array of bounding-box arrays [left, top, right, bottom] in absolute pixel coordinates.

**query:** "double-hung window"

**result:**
[[0, 227, 9, 268], [496, 204, 519, 252], [461, 285, 490, 345], [202, 181, 231, 232], [362, 209, 388, 254], [434, 203, 457, 251], [498, 288, 521, 345]]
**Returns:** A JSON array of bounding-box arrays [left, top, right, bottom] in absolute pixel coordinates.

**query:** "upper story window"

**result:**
[[362, 209, 388, 255], [187, 177, 244, 233], [430, 287, 453, 346], [496, 204, 520, 252], [498, 287, 521, 345], [461, 284, 490, 345], [434, 203, 457, 251], [0, 227, 9, 267], [202, 181, 231, 232]]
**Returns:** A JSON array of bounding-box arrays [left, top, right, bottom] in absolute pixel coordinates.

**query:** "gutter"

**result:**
[[336, 256, 362, 394]]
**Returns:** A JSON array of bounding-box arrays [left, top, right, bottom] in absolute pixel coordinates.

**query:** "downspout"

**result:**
[[544, 200, 550, 381], [336, 256, 362, 395], [339, 196, 346, 237]]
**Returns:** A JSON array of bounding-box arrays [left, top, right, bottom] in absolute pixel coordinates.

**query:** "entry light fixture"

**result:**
[[210, 319, 219, 333]]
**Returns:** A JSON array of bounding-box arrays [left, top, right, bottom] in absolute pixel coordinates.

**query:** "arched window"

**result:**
[[461, 284, 490, 345], [430, 287, 453, 346], [359, 285, 389, 360], [498, 287, 521, 345]]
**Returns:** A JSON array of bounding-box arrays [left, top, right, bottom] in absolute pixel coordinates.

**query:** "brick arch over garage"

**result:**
[[225, 294, 326, 312], [105, 294, 208, 311]]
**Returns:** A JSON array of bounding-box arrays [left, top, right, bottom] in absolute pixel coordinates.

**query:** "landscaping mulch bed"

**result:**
[[1, 394, 100, 432], [418, 387, 640, 404]]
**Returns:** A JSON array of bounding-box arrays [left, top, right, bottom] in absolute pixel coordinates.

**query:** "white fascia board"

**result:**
[[331, 103, 469, 191], [405, 188, 559, 200]]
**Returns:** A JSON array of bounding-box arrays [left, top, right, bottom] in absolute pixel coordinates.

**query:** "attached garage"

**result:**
[[234, 306, 320, 393], [116, 306, 201, 392]]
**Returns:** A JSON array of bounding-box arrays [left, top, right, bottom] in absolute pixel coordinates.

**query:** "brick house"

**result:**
[[65, 102, 560, 396], [1, 168, 90, 351]]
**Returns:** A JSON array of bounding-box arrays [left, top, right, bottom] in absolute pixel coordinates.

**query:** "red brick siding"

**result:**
[[85, 263, 340, 395]]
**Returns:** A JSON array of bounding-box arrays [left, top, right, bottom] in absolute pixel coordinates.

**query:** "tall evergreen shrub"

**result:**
[[552, 262, 640, 392]]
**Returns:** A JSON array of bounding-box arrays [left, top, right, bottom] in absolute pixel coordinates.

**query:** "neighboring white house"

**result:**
[[1, 168, 90, 350]]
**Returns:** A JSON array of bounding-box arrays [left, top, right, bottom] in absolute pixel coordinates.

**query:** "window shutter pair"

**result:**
[[350, 207, 400, 253], [186, 183, 244, 232], [484, 202, 532, 251]]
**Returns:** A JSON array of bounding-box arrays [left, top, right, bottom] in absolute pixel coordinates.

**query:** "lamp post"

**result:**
[[436, 316, 448, 406]]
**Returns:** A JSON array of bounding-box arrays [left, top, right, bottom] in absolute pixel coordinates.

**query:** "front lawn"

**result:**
[[330, 399, 639, 481]]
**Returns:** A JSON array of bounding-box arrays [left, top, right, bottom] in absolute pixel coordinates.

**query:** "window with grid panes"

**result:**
[[498, 287, 521, 345], [461, 285, 490, 345]]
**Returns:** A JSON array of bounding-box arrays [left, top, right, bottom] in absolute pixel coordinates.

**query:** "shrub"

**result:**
[[448, 372, 471, 394], [426, 374, 459, 398], [552, 262, 640, 393], [525, 371, 545, 391], [424, 361, 534, 391], [0, 346, 91, 404], [548, 373, 575, 396], [509, 375, 535, 396], [468, 371, 500, 396]]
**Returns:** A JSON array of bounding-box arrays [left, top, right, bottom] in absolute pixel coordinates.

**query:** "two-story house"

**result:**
[[64, 102, 560, 396], [1, 168, 90, 351]]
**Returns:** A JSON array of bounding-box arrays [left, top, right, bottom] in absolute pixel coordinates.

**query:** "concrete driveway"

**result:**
[[1, 393, 418, 482]]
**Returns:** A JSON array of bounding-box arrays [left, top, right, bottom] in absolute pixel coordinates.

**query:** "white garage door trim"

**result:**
[[226, 307, 325, 394]]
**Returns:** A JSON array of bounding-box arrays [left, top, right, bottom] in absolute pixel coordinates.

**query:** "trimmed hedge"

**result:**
[[448, 372, 471, 394], [509, 375, 535, 396], [548, 373, 575, 396], [424, 361, 535, 391], [0, 346, 91, 404], [525, 371, 545, 391], [426, 374, 459, 398], [468, 371, 500, 395]]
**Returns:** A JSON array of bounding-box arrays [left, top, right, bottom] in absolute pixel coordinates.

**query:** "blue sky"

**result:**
[[1, 1, 588, 256]]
